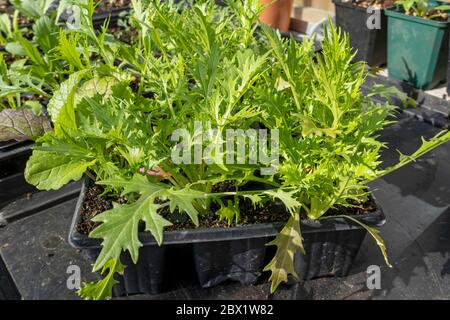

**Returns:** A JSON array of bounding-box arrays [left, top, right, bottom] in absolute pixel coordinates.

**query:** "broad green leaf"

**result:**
[[0, 108, 51, 142], [5, 42, 25, 56], [47, 70, 87, 122], [54, 83, 78, 133], [263, 213, 305, 293], [76, 76, 118, 100], [11, 0, 54, 19], [25, 150, 95, 190]]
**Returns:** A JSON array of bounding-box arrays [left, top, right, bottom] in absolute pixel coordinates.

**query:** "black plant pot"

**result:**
[[68, 178, 386, 297], [92, 8, 131, 28], [15, 7, 132, 29], [0, 141, 35, 208], [333, 0, 389, 66]]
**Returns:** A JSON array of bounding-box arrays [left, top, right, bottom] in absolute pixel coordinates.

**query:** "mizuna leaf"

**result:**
[[141, 200, 173, 245], [370, 130, 450, 182], [90, 192, 172, 271], [308, 197, 332, 220], [25, 150, 95, 190], [0, 108, 51, 142], [77, 258, 124, 300], [264, 189, 301, 215], [58, 30, 84, 70], [98, 174, 167, 196], [323, 215, 392, 268], [90, 201, 144, 271], [16, 35, 45, 67], [242, 194, 263, 208], [263, 213, 305, 293], [164, 188, 204, 226], [216, 200, 236, 224], [295, 113, 340, 138], [33, 16, 58, 53], [99, 175, 201, 229]]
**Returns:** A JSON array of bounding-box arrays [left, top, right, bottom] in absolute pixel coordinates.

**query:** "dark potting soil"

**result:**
[[0, 53, 16, 65], [107, 26, 139, 45], [0, 0, 131, 26], [77, 181, 378, 236], [404, 9, 449, 21], [1, 95, 49, 110], [0, 0, 32, 25], [95, 0, 131, 13], [76, 184, 127, 235], [345, 0, 450, 21]]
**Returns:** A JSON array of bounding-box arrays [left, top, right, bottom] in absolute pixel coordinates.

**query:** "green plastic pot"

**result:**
[[385, 6, 449, 90]]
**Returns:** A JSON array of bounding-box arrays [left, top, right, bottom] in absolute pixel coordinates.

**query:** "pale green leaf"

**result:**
[[98, 174, 168, 196], [90, 192, 172, 271], [216, 200, 236, 224], [263, 213, 305, 293], [5, 42, 25, 56], [164, 188, 204, 226], [25, 150, 95, 190], [324, 215, 392, 267], [78, 258, 124, 300], [264, 189, 301, 215], [47, 70, 87, 123]]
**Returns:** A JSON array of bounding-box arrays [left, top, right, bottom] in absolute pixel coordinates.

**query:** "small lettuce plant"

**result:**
[[0, 0, 126, 142], [395, 0, 450, 19]]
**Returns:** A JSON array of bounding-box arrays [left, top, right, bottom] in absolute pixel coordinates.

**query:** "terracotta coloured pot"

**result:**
[[259, 0, 293, 32]]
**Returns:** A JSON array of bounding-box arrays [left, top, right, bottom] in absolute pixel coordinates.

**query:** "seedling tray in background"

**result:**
[[362, 74, 450, 129], [0, 142, 35, 208]]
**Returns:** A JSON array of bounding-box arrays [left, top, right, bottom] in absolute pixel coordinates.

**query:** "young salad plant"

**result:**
[[395, 0, 450, 19], [0, 0, 126, 142], [23, 0, 450, 299]]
